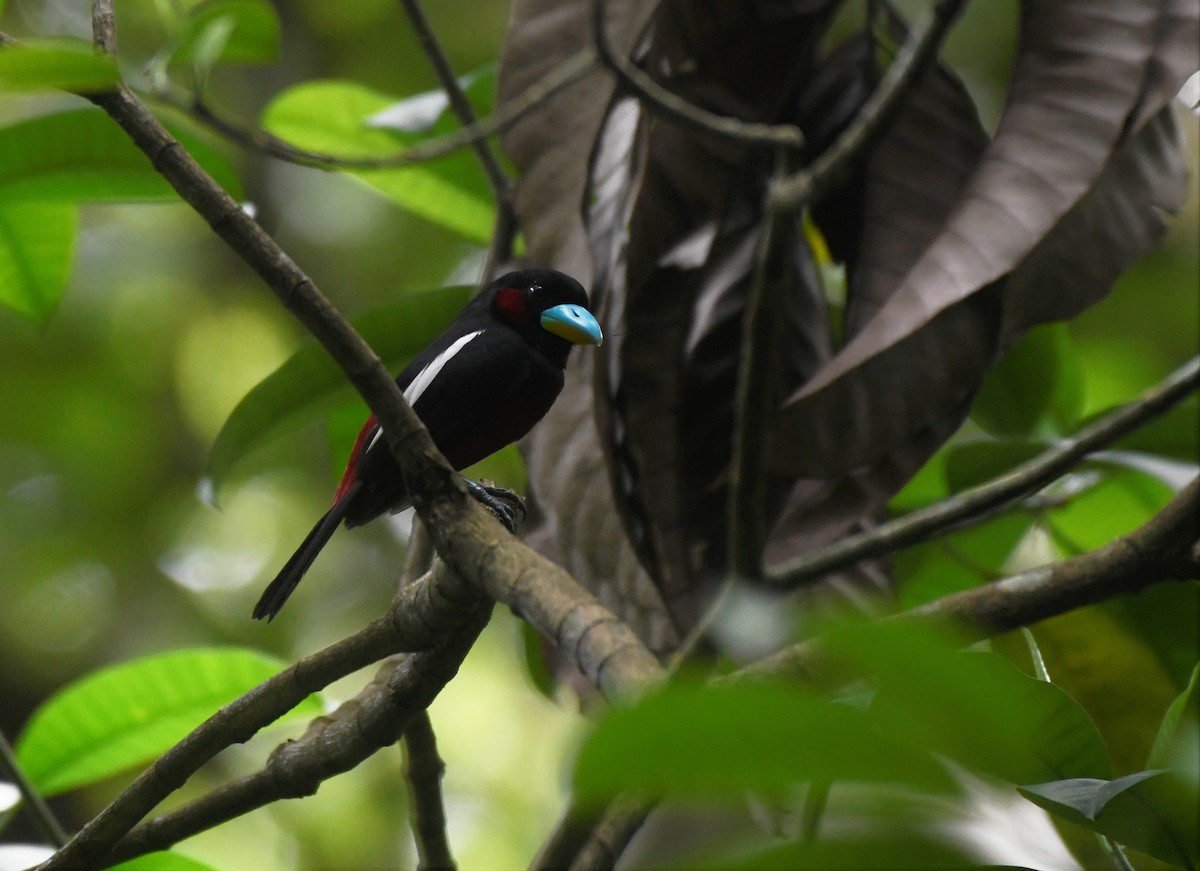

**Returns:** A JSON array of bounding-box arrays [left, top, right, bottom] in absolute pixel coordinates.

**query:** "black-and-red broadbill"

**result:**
[[252, 268, 602, 621]]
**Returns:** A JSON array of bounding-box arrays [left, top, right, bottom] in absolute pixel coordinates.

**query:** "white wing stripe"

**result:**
[[402, 329, 484, 407]]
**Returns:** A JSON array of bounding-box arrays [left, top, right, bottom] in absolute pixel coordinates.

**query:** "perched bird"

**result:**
[[253, 268, 603, 621]]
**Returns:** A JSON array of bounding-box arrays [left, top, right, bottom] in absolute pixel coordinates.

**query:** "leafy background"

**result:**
[[0, 0, 1195, 868]]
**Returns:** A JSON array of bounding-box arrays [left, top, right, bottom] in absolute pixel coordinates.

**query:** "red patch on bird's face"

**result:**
[[493, 286, 529, 326]]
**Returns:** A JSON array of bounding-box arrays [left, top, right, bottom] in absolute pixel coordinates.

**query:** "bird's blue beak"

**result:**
[[540, 303, 603, 346]]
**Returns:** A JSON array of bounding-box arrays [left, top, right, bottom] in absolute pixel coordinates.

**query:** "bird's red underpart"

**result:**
[[334, 413, 378, 504]]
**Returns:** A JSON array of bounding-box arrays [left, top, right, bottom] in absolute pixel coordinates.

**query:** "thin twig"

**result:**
[[770, 0, 968, 208], [727, 148, 797, 580], [41, 557, 487, 870], [91, 0, 116, 55], [769, 356, 1200, 587], [173, 49, 597, 172], [0, 729, 69, 847], [557, 480, 1200, 867], [106, 609, 490, 867], [397, 0, 510, 199], [403, 711, 456, 871], [565, 799, 652, 871], [589, 0, 805, 151], [751, 477, 1199, 679]]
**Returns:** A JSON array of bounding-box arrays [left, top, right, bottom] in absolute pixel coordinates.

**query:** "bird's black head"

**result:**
[[485, 269, 603, 366]]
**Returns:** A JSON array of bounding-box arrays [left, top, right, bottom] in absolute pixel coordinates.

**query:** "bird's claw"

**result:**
[[465, 479, 527, 532]]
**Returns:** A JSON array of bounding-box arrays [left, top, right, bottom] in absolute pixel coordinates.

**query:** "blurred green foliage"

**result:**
[[0, 0, 1195, 869]]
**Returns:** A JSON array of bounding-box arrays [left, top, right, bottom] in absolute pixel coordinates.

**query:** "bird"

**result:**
[[252, 268, 603, 621]]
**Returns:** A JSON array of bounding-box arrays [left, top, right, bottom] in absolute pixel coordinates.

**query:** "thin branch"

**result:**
[[397, 0, 509, 199], [170, 48, 597, 172], [769, 355, 1200, 587], [106, 610, 490, 867], [530, 801, 606, 871], [0, 729, 68, 847], [589, 0, 805, 150], [728, 149, 798, 579], [750, 476, 1200, 679], [566, 799, 652, 871], [91, 0, 116, 55], [41, 557, 486, 870], [770, 0, 969, 209], [556, 479, 1200, 868], [403, 711, 456, 871]]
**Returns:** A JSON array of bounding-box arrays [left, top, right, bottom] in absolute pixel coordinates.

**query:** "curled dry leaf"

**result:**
[[499, 0, 1196, 650]]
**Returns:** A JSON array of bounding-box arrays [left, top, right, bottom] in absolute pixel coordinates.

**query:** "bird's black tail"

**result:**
[[252, 482, 362, 621]]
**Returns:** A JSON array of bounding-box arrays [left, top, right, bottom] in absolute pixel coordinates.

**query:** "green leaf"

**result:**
[[895, 511, 1032, 608], [825, 623, 1112, 784], [1045, 466, 1173, 553], [1114, 395, 1200, 464], [0, 39, 120, 92], [261, 80, 494, 241], [1020, 770, 1199, 868], [0, 200, 76, 322], [187, 15, 236, 86], [943, 439, 1046, 493], [572, 680, 953, 806], [0, 109, 244, 203], [111, 853, 222, 871], [206, 285, 474, 492], [366, 66, 497, 134], [888, 445, 950, 512], [673, 833, 1029, 870], [972, 324, 1084, 436], [1148, 663, 1200, 770], [174, 0, 280, 66], [15, 647, 322, 796]]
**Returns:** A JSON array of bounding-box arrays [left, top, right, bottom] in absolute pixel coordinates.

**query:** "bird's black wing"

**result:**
[[345, 325, 564, 526]]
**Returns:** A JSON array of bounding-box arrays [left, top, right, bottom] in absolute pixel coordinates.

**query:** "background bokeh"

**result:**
[[0, 1, 1195, 868]]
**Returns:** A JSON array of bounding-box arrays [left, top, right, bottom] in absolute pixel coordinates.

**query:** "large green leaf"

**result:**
[[676, 833, 1030, 870], [572, 680, 953, 806], [0, 109, 243, 202], [112, 853, 222, 871], [1020, 770, 1198, 869], [1148, 663, 1200, 770], [207, 285, 474, 491], [972, 324, 1084, 437], [15, 647, 322, 796], [1113, 395, 1200, 464], [825, 623, 1112, 784], [0, 39, 120, 92], [0, 200, 76, 321], [261, 80, 494, 241], [895, 511, 1032, 609], [943, 439, 1047, 494], [172, 0, 280, 65], [1045, 465, 1173, 553]]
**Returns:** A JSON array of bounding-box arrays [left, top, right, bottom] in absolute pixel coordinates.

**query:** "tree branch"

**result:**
[[169, 48, 597, 172], [0, 729, 68, 847], [41, 556, 487, 869], [403, 710, 456, 871], [588, 0, 805, 150], [770, 0, 969, 209], [105, 607, 490, 867], [769, 355, 1200, 587], [728, 150, 799, 580], [397, 0, 509, 199], [750, 476, 1199, 679], [552, 478, 1199, 869]]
